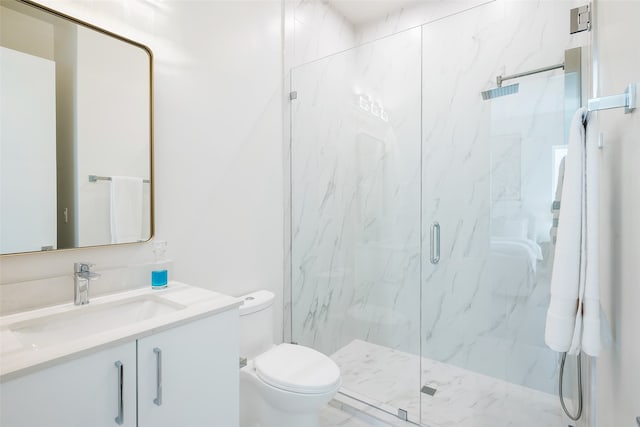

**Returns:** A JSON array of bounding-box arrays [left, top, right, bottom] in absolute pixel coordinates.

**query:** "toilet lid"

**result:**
[[254, 344, 341, 394]]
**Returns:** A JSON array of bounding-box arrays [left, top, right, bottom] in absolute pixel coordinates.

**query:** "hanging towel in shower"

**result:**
[[110, 176, 144, 244], [544, 107, 601, 357]]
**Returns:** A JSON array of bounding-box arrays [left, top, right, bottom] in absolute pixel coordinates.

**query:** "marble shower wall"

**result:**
[[291, 28, 422, 355], [288, 0, 357, 68], [354, 0, 494, 46], [283, 0, 496, 345], [283, 0, 359, 344]]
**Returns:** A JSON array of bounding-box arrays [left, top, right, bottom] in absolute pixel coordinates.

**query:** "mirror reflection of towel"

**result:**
[[110, 176, 143, 244]]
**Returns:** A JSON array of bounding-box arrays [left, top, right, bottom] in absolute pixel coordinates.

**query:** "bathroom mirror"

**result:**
[[0, 0, 153, 255]]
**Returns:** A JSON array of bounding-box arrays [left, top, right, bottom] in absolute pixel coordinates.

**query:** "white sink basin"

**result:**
[[8, 295, 184, 349], [0, 282, 242, 381]]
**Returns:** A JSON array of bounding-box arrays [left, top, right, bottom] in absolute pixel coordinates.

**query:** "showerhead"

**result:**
[[481, 83, 519, 100]]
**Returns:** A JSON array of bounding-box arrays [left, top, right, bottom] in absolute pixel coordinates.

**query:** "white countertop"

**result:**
[[0, 282, 241, 382]]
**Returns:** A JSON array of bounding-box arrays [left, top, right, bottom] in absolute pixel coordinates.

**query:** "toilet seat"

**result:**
[[254, 344, 340, 394]]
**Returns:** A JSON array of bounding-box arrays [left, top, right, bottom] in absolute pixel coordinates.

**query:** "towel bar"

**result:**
[[89, 174, 150, 183], [587, 83, 636, 113]]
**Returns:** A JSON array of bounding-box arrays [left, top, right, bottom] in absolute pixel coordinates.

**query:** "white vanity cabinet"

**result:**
[[0, 341, 138, 427], [0, 309, 239, 427], [137, 309, 239, 426]]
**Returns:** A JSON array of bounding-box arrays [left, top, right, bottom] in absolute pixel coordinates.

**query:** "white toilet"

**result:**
[[239, 290, 341, 427]]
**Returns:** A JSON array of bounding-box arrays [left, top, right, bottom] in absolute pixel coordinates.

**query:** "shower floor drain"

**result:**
[[421, 385, 437, 396]]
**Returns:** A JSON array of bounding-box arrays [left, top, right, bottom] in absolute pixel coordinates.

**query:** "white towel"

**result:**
[[580, 112, 600, 356], [110, 176, 143, 244], [544, 107, 601, 356]]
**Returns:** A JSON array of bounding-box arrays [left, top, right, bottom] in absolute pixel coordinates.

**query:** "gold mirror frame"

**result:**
[[1, 0, 154, 256]]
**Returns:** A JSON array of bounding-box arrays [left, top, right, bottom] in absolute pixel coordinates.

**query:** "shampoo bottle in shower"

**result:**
[[151, 240, 170, 289]]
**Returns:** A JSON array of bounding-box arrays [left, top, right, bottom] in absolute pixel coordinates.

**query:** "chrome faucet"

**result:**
[[74, 262, 100, 305]]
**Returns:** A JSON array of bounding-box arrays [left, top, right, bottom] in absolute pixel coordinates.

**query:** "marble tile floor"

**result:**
[[330, 340, 565, 427], [320, 405, 375, 427]]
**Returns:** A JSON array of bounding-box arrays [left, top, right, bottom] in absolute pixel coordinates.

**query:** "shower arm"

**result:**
[[496, 62, 565, 87]]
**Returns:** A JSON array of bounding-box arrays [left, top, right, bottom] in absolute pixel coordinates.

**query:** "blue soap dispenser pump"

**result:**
[[151, 240, 169, 289]]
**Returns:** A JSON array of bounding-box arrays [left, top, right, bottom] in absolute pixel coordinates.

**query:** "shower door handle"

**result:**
[[430, 222, 440, 264]]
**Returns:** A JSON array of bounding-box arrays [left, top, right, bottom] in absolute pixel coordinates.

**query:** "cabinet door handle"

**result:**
[[430, 222, 441, 264], [153, 348, 163, 406], [114, 361, 124, 425]]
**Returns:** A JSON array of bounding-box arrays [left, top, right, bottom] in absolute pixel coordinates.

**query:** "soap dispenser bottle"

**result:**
[[151, 240, 170, 289]]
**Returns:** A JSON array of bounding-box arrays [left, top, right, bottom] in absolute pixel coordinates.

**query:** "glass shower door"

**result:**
[[290, 27, 423, 422], [420, 2, 584, 425]]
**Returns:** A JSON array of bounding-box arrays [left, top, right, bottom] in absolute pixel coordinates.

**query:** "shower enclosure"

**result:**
[[290, 1, 589, 425]]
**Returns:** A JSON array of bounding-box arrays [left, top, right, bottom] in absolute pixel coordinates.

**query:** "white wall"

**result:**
[[0, 0, 284, 340], [595, 1, 640, 425]]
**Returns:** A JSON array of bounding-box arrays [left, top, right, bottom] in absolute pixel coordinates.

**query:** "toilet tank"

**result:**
[[239, 290, 275, 359]]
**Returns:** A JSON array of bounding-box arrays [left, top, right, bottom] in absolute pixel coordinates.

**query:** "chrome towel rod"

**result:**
[[496, 62, 565, 87], [89, 174, 150, 183], [588, 83, 637, 113]]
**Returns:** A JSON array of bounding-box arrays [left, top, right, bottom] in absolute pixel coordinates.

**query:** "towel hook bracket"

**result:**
[[587, 83, 637, 114]]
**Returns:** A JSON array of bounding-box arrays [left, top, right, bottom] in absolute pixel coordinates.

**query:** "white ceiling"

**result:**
[[327, 0, 419, 26]]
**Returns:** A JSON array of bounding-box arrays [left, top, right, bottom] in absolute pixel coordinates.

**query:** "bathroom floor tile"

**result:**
[[319, 404, 377, 427]]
